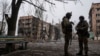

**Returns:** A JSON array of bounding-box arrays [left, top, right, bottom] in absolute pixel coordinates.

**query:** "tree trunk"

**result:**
[[6, 12, 18, 52], [5, 0, 22, 53]]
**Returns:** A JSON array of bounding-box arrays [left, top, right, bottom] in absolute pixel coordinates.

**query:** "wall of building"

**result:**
[[18, 16, 40, 40], [89, 3, 100, 40], [18, 16, 61, 41]]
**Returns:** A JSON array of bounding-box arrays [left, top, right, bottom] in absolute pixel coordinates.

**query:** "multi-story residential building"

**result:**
[[39, 20, 51, 40], [48, 24, 53, 40], [18, 15, 58, 41], [39, 20, 56, 41], [49, 24, 56, 40], [54, 23, 62, 40], [89, 3, 100, 40], [18, 16, 40, 39]]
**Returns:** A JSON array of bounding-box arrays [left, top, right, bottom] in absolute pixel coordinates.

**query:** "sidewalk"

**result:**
[[3, 39, 100, 56]]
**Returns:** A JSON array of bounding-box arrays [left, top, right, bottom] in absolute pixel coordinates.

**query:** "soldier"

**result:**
[[61, 12, 73, 56], [75, 16, 89, 56]]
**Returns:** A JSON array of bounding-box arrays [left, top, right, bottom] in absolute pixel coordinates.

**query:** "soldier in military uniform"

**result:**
[[61, 12, 73, 56], [75, 16, 89, 56]]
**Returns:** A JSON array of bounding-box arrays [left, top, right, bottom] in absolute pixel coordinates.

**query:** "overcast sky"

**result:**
[[44, 0, 100, 24], [16, 0, 100, 24], [0, 0, 100, 24]]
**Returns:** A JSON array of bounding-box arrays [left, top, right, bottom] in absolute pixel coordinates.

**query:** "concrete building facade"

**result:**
[[89, 3, 100, 40], [18, 16, 60, 41], [39, 21, 51, 40], [18, 16, 40, 40]]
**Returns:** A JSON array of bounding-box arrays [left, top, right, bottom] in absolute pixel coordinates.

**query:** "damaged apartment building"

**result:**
[[18, 16, 60, 41], [89, 3, 100, 40]]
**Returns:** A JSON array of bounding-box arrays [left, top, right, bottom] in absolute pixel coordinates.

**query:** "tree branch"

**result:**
[[23, 0, 46, 12], [5, 14, 9, 23], [45, 0, 55, 5], [12, 0, 16, 9], [55, 0, 68, 4], [16, 0, 23, 10]]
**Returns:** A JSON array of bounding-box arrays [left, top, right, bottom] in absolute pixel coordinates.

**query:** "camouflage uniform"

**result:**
[[76, 16, 89, 56], [61, 16, 72, 56]]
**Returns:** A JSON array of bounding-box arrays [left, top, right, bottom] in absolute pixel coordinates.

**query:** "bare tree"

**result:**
[[1, 0, 56, 52], [1, 0, 80, 52], [3, 0, 79, 36]]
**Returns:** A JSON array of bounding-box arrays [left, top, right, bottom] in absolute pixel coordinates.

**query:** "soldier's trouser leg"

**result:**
[[78, 38, 83, 54], [64, 41, 69, 56], [83, 38, 88, 55], [64, 35, 70, 56]]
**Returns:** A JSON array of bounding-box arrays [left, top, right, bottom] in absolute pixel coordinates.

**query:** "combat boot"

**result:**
[[76, 51, 83, 55], [84, 51, 88, 56]]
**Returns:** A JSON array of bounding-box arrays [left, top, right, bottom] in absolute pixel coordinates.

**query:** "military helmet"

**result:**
[[79, 16, 84, 20], [66, 12, 72, 17]]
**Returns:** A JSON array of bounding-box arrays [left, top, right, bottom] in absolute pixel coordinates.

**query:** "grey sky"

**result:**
[[45, 0, 100, 24], [0, 0, 100, 24], [18, 0, 100, 24]]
